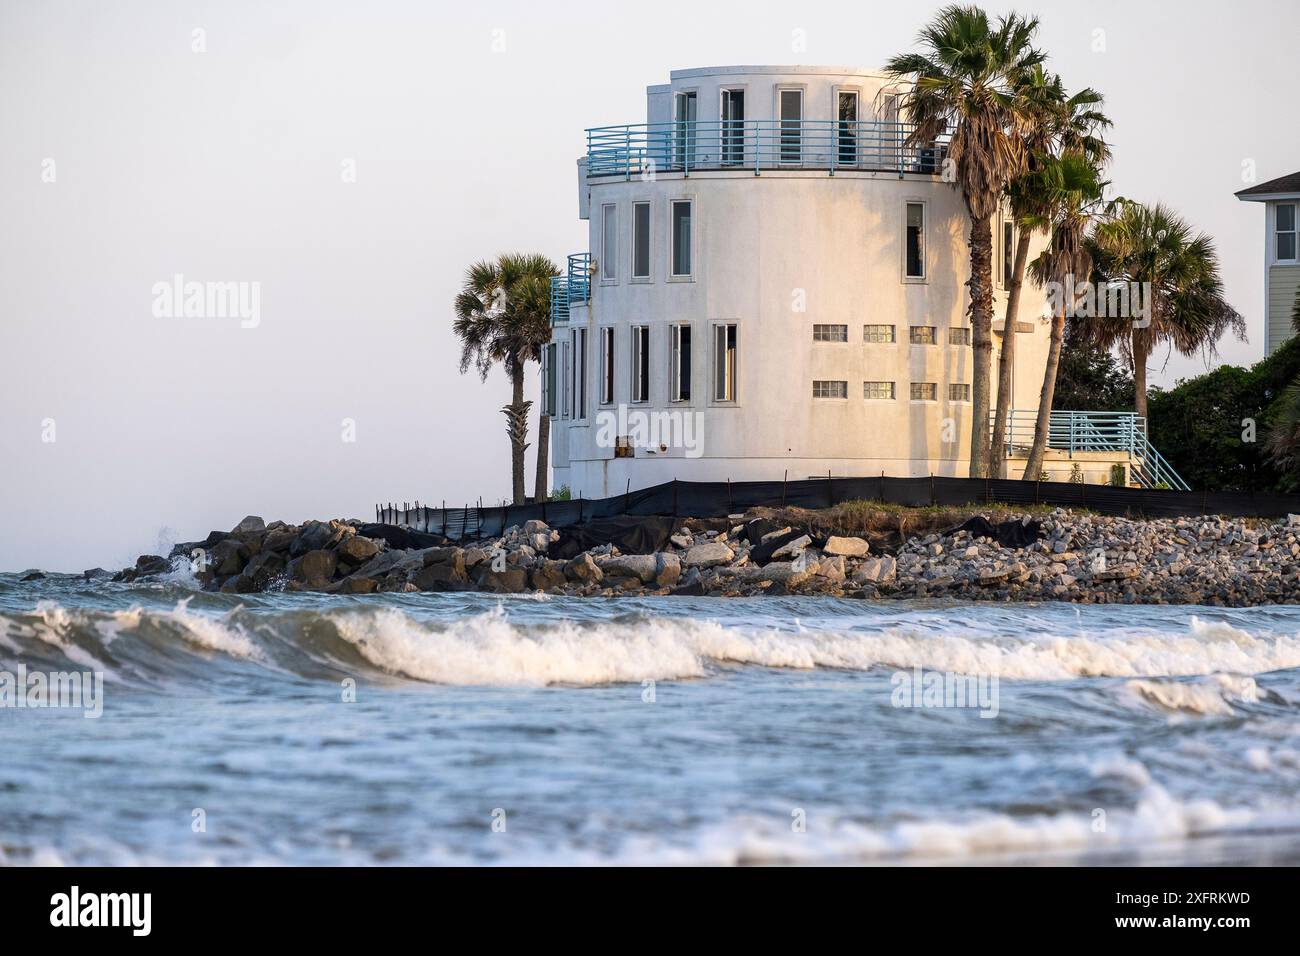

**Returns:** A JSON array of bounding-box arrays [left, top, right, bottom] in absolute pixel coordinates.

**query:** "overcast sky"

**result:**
[[2, 0, 1296, 571]]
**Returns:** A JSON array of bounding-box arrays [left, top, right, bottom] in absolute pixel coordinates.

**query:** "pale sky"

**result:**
[[2, 0, 1296, 571]]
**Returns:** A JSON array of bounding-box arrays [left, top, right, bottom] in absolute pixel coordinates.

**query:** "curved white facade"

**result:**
[[549, 66, 1051, 499]]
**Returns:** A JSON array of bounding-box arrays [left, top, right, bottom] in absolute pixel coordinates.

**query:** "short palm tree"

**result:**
[[1087, 202, 1244, 422], [992, 70, 1111, 472], [453, 253, 560, 504], [886, 4, 1045, 478], [1021, 153, 1110, 479]]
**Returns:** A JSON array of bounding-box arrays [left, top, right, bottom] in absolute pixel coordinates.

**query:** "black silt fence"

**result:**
[[375, 477, 1300, 543]]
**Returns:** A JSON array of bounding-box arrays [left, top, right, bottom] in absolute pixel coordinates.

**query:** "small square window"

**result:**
[[910, 382, 937, 402], [909, 326, 936, 345], [949, 327, 971, 346], [813, 324, 848, 342], [948, 383, 971, 402], [813, 380, 848, 399]]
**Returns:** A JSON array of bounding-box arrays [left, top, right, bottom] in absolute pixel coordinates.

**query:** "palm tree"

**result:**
[[1021, 153, 1109, 480], [991, 70, 1111, 473], [453, 253, 560, 504], [886, 4, 1045, 478], [1086, 202, 1244, 422]]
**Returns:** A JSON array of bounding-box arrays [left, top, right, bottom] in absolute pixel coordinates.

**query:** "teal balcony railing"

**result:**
[[586, 119, 948, 178], [996, 409, 1190, 491], [550, 252, 591, 325]]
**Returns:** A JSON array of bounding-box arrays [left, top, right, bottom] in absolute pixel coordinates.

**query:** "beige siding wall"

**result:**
[[1269, 264, 1300, 354]]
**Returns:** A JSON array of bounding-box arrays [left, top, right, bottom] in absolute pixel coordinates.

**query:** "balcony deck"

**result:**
[[586, 120, 948, 179], [549, 252, 590, 325]]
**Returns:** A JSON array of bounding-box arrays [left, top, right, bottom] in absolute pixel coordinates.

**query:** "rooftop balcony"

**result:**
[[586, 119, 948, 179], [549, 252, 590, 324]]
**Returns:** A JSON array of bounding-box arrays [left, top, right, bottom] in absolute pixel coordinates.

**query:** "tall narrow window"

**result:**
[[632, 202, 651, 279], [670, 323, 692, 402], [721, 89, 745, 166], [837, 91, 858, 166], [779, 89, 802, 164], [1277, 203, 1297, 261], [630, 325, 650, 403], [905, 202, 926, 279], [713, 323, 737, 402], [673, 91, 697, 169], [600, 327, 614, 405], [601, 204, 617, 280], [570, 328, 587, 419], [561, 341, 572, 419], [1002, 218, 1015, 288], [671, 200, 692, 277], [544, 343, 557, 417]]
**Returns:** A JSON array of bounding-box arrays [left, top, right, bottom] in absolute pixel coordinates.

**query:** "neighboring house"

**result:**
[[1236, 169, 1300, 356], [545, 65, 1184, 497]]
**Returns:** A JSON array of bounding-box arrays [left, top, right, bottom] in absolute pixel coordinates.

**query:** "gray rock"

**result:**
[[233, 515, 266, 534], [823, 535, 870, 558], [683, 541, 736, 568]]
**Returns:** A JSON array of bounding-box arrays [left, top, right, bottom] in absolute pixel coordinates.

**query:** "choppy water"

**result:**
[[3, 571, 1300, 866]]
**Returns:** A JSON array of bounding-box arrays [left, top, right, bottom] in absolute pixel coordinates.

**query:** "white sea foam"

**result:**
[[1125, 674, 1262, 716]]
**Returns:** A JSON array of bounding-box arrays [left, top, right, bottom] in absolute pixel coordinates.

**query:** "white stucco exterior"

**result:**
[[547, 66, 1053, 499]]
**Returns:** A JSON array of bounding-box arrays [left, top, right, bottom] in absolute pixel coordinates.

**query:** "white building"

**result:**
[[1236, 170, 1300, 356], [545, 65, 1180, 497]]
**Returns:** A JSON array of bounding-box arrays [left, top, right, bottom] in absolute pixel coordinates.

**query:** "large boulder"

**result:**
[[291, 549, 337, 587], [336, 535, 381, 565], [262, 526, 298, 554], [683, 541, 735, 569], [239, 550, 286, 590], [823, 535, 870, 558], [852, 555, 897, 584], [601, 554, 659, 583], [233, 515, 266, 534], [530, 561, 568, 591], [412, 562, 469, 592], [655, 552, 682, 588], [564, 553, 604, 583], [476, 567, 528, 594], [209, 539, 249, 577], [771, 535, 812, 559], [290, 520, 352, 557]]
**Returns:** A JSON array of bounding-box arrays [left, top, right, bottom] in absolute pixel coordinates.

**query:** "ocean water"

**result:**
[[3, 571, 1300, 866]]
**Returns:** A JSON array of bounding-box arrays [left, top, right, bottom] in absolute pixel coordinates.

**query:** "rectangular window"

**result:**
[[671, 200, 692, 277], [905, 202, 926, 279], [632, 202, 651, 278], [779, 89, 802, 164], [670, 323, 692, 401], [864, 323, 896, 343], [600, 327, 614, 405], [630, 325, 650, 402], [813, 380, 847, 399], [1002, 219, 1015, 288], [561, 341, 572, 419], [909, 325, 936, 345], [1278, 203, 1298, 261], [721, 89, 745, 166], [910, 382, 937, 402], [948, 383, 971, 402], [544, 343, 557, 417], [601, 204, 617, 280], [673, 91, 697, 169], [813, 324, 848, 342], [712, 323, 737, 402], [837, 90, 858, 166], [949, 327, 971, 346], [570, 328, 587, 419], [864, 381, 895, 400]]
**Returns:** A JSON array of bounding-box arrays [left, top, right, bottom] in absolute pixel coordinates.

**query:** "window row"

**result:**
[[814, 381, 970, 402], [543, 321, 738, 420], [813, 323, 970, 345], [601, 199, 693, 282]]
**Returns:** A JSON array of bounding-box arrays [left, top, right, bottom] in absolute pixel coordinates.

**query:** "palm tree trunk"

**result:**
[[1023, 308, 1066, 480], [991, 230, 1032, 477], [508, 365, 527, 505], [1132, 335, 1149, 423], [968, 213, 996, 478], [533, 411, 549, 502]]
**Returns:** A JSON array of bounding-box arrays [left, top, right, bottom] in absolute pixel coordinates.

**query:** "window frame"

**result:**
[[630, 324, 650, 404], [947, 383, 971, 403], [776, 86, 804, 166], [601, 203, 617, 283], [903, 200, 928, 282], [1277, 202, 1298, 263], [812, 323, 849, 343], [631, 201, 652, 281], [670, 321, 692, 403], [863, 381, 896, 401], [812, 380, 848, 400], [669, 198, 694, 280], [835, 87, 860, 167], [863, 323, 896, 344], [599, 326, 615, 406], [948, 327, 971, 346], [909, 325, 937, 346], [910, 382, 938, 403], [710, 321, 738, 404]]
